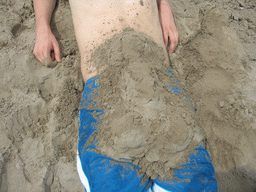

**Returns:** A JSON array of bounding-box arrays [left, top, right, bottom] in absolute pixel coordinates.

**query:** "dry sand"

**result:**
[[0, 0, 256, 191]]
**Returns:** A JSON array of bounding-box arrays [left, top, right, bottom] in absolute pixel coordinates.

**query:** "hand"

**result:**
[[33, 25, 61, 67], [158, 0, 179, 54]]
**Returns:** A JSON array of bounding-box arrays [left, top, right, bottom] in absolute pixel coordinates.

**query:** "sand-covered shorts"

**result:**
[[77, 71, 218, 192]]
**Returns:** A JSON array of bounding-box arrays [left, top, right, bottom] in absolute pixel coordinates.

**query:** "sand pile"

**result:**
[[83, 28, 204, 180], [170, 3, 256, 191]]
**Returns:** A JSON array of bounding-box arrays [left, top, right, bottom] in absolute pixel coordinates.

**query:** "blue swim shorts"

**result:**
[[77, 70, 218, 192]]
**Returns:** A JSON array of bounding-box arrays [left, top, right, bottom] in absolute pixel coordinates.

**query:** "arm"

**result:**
[[33, 0, 61, 66], [157, 0, 179, 54]]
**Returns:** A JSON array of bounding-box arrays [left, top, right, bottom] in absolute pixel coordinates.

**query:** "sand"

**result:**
[[83, 28, 204, 180], [0, 0, 256, 191]]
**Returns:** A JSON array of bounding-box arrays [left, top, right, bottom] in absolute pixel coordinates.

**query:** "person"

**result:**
[[33, 0, 218, 191], [33, 0, 178, 75]]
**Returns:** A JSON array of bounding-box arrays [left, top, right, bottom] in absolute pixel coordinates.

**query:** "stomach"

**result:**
[[69, 0, 164, 52]]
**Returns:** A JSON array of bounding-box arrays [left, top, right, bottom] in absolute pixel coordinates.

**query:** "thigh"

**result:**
[[78, 77, 151, 192], [77, 75, 218, 192], [152, 146, 218, 192]]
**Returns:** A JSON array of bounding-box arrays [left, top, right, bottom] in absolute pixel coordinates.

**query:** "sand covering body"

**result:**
[[81, 28, 204, 180]]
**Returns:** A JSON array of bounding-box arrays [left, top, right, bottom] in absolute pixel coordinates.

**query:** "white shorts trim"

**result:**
[[77, 151, 90, 192], [152, 183, 173, 192], [77, 151, 172, 192]]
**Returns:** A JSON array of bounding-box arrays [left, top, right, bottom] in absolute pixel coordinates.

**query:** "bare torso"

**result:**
[[69, 0, 167, 81]]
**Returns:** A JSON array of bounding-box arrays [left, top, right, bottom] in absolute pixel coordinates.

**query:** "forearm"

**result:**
[[33, 0, 61, 64], [157, 0, 170, 9], [157, 0, 175, 23], [33, 0, 57, 32]]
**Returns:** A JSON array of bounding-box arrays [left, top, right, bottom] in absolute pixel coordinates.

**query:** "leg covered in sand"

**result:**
[[77, 79, 217, 192], [77, 29, 218, 192]]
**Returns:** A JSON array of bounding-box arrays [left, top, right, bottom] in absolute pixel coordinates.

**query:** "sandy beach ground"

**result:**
[[0, 0, 256, 191]]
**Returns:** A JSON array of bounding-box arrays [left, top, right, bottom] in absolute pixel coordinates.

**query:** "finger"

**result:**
[[51, 50, 55, 61], [34, 53, 43, 63], [33, 49, 43, 63], [162, 28, 169, 48], [169, 42, 176, 54], [53, 40, 61, 62], [43, 48, 51, 66], [169, 31, 178, 54]]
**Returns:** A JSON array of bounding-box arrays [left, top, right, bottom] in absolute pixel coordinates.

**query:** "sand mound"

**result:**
[[83, 28, 204, 180]]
